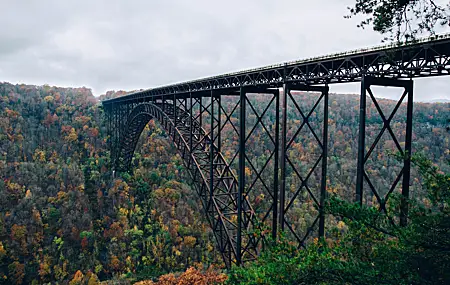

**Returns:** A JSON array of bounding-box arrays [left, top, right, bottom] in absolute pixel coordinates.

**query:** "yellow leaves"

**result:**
[[6, 181, 24, 197], [0, 241, 6, 259], [77, 184, 85, 192], [183, 236, 197, 248], [245, 167, 252, 177], [57, 191, 67, 200], [64, 128, 78, 143], [119, 208, 129, 217], [44, 95, 54, 103], [87, 273, 100, 285], [327, 186, 339, 195], [33, 149, 46, 162], [337, 221, 347, 230], [10, 224, 27, 242]]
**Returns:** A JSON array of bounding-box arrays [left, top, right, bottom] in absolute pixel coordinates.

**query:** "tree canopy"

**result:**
[[347, 0, 450, 41]]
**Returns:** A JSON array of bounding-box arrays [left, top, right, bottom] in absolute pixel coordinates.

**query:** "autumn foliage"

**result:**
[[134, 266, 227, 285], [0, 82, 448, 284]]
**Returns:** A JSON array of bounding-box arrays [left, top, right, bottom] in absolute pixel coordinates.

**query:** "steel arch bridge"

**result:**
[[102, 34, 450, 267]]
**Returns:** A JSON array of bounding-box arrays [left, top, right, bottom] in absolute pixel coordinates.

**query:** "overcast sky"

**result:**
[[0, 0, 449, 101]]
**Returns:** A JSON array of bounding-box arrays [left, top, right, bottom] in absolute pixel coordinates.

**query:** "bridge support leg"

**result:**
[[272, 89, 280, 240], [210, 90, 215, 213], [355, 76, 414, 225], [356, 77, 367, 204], [280, 84, 288, 232], [319, 86, 329, 238], [189, 92, 193, 151], [237, 87, 246, 265], [280, 83, 329, 243]]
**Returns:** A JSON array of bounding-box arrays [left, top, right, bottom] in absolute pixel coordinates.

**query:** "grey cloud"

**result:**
[[0, 0, 449, 101]]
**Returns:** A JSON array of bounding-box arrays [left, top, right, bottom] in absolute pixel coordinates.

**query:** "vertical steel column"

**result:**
[[356, 76, 367, 204], [189, 92, 193, 151], [272, 89, 280, 239], [400, 80, 414, 226], [319, 86, 329, 237], [209, 90, 215, 210], [173, 94, 177, 129], [114, 103, 118, 170], [218, 94, 222, 153], [279, 84, 289, 231], [237, 87, 246, 265], [108, 104, 111, 158], [199, 97, 203, 130]]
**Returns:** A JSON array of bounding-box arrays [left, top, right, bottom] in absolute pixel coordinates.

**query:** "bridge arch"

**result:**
[[115, 101, 257, 267]]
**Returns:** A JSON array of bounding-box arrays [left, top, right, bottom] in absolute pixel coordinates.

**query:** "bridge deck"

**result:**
[[102, 33, 450, 104]]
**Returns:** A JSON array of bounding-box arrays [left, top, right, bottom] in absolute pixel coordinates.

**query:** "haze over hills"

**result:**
[[424, 98, 450, 103]]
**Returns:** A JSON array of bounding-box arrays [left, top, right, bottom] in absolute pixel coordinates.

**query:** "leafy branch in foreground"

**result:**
[[346, 0, 450, 41]]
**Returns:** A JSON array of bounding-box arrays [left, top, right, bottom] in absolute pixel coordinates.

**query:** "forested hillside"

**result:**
[[0, 82, 448, 284], [0, 83, 218, 284]]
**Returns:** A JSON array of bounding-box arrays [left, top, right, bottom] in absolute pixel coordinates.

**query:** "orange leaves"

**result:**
[[103, 222, 124, 239], [88, 127, 99, 138], [68, 270, 84, 285], [61, 125, 72, 133], [135, 266, 227, 285], [109, 255, 122, 272], [74, 115, 91, 125], [8, 261, 25, 285], [244, 167, 252, 177], [4, 108, 19, 119], [10, 224, 27, 242], [38, 255, 51, 281], [81, 237, 89, 250], [154, 187, 180, 205]]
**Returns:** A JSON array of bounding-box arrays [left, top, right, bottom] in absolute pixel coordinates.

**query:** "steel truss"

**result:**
[[280, 84, 329, 245], [356, 76, 414, 226], [102, 35, 450, 267], [108, 87, 283, 267]]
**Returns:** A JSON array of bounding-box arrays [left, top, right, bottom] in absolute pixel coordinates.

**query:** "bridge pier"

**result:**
[[356, 76, 414, 226], [280, 83, 329, 244]]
